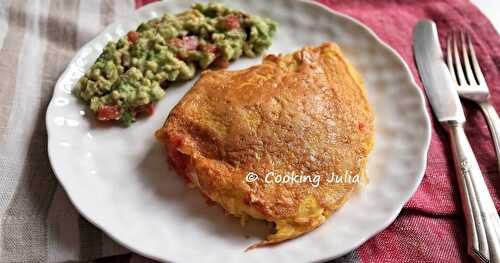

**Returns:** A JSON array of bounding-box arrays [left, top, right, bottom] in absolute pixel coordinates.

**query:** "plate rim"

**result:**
[[45, 0, 432, 261]]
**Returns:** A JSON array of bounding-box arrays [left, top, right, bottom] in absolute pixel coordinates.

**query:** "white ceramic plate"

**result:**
[[46, 0, 431, 262]]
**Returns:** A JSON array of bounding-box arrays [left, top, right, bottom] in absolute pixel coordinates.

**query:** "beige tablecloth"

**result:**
[[0, 0, 139, 262]]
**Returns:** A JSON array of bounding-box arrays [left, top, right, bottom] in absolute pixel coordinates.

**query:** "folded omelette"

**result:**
[[155, 42, 374, 248]]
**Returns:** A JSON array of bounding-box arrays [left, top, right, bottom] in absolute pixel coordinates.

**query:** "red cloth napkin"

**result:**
[[133, 0, 500, 262], [316, 0, 500, 262]]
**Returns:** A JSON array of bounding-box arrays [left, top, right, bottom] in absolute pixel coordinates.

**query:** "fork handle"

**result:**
[[479, 102, 500, 174], [445, 121, 500, 263]]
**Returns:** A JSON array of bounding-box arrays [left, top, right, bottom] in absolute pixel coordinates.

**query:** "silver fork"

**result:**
[[447, 32, 500, 173]]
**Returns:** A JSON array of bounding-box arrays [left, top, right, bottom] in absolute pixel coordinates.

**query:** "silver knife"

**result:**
[[413, 20, 500, 263]]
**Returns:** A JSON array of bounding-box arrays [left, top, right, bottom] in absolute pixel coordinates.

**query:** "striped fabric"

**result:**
[[0, 0, 498, 262], [0, 1, 136, 262]]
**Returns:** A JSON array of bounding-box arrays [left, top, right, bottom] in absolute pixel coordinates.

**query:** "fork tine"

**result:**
[[446, 33, 458, 84], [467, 32, 486, 85], [452, 32, 467, 86], [460, 31, 475, 85]]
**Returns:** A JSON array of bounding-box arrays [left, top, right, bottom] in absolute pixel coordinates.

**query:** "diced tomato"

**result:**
[[224, 15, 240, 30], [165, 137, 192, 184], [134, 103, 154, 117], [97, 105, 122, 121], [213, 56, 229, 68], [198, 43, 218, 55], [127, 31, 140, 44], [170, 36, 199, 50], [358, 122, 366, 131], [182, 36, 199, 50], [243, 193, 251, 205]]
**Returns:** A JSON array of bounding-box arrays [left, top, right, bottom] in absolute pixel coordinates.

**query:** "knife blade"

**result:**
[[413, 20, 465, 123]]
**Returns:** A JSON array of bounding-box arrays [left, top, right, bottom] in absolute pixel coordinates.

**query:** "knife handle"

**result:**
[[479, 102, 500, 175], [446, 121, 500, 263]]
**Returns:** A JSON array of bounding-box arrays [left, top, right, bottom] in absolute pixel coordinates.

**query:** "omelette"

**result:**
[[155, 43, 374, 248]]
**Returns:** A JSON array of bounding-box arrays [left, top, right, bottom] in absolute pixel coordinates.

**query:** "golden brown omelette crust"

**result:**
[[155, 43, 374, 248]]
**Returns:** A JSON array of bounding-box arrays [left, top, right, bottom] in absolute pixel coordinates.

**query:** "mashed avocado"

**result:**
[[73, 2, 277, 126]]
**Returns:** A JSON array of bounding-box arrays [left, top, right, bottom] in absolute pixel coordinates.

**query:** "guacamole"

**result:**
[[73, 3, 277, 126]]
